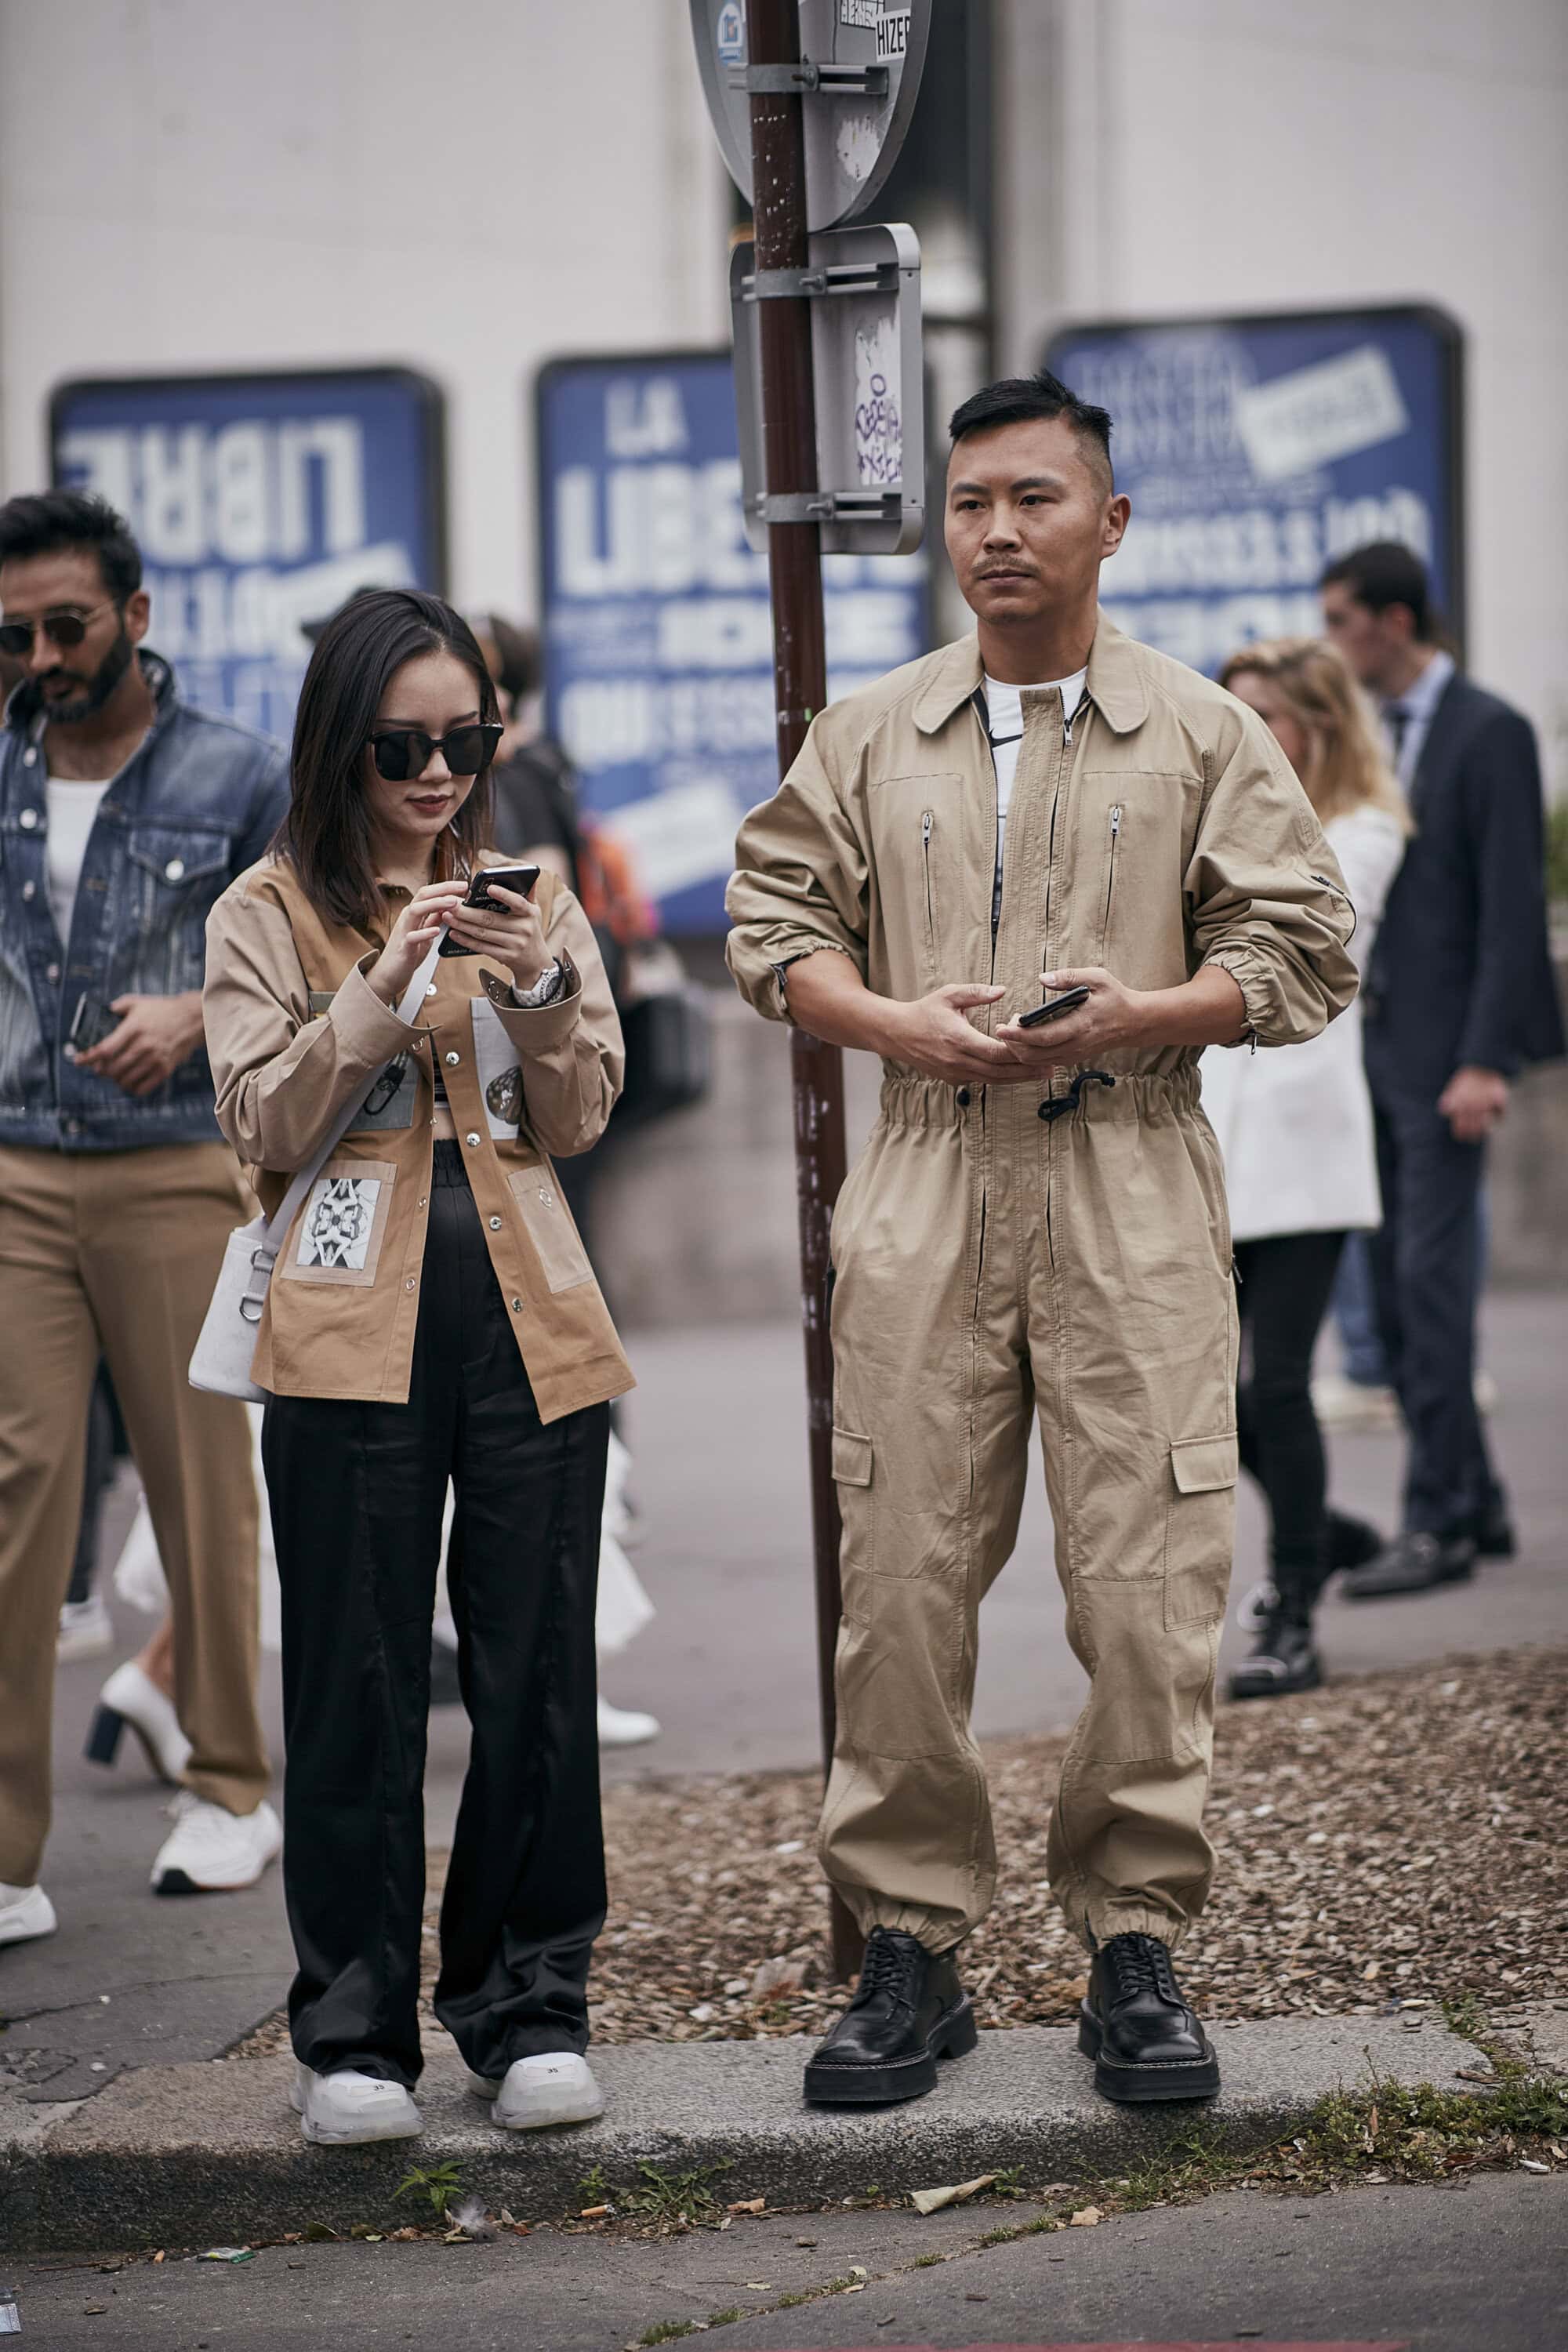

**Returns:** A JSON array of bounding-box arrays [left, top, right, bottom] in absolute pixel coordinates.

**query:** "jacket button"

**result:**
[[23, 747, 37, 767], [956, 1087, 971, 1107], [510, 1298, 522, 1313], [426, 982, 438, 998], [18, 807, 38, 829], [488, 1214, 503, 1230], [466, 1131, 481, 1147], [445, 1051, 459, 1066], [416, 1196, 427, 1209], [46, 962, 60, 984], [21, 880, 34, 902], [405, 1277, 416, 1291], [164, 857, 185, 880]]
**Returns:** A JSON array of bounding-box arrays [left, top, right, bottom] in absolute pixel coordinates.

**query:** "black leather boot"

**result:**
[[1229, 1602, 1322, 1699], [803, 1926, 976, 2106], [1341, 1528, 1475, 1598], [1078, 1932, 1219, 2103]]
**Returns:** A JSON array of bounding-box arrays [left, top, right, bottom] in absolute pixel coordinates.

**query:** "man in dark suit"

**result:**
[[1320, 542, 1564, 1595]]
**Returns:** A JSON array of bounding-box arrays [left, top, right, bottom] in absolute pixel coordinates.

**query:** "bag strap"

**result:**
[[245, 939, 444, 1303]]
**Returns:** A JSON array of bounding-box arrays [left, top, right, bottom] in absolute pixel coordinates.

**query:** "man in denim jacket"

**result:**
[[0, 492, 286, 1944]]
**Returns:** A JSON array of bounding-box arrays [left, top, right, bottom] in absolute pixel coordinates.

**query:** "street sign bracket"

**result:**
[[727, 60, 889, 97], [742, 260, 902, 302], [747, 488, 905, 525]]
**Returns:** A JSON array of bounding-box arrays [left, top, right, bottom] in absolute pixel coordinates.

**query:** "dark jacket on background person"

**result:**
[[0, 652, 288, 1151], [1363, 673, 1565, 1098]]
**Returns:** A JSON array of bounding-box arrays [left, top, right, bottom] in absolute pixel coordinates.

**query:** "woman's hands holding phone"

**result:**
[[443, 880, 549, 991], [367, 881, 470, 1006]]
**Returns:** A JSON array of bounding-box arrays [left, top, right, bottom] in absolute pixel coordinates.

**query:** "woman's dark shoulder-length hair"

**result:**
[[276, 587, 500, 932]]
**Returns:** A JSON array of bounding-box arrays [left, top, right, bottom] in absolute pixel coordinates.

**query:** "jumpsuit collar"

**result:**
[[911, 612, 1150, 739]]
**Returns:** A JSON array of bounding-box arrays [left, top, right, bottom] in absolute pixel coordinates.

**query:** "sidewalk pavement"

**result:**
[[0, 2008, 1501, 2252], [3, 1292, 1563, 2247]]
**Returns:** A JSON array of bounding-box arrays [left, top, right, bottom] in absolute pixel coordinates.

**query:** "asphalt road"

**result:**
[[5, 1291, 1564, 2103], [6, 2171, 1565, 2350]]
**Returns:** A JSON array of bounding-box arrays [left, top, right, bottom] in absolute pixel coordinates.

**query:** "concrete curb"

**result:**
[[0, 2013, 1483, 2252]]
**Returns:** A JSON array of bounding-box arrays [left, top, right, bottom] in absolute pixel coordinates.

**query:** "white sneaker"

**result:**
[[88, 1661, 192, 1784], [1311, 1373, 1401, 1432], [151, 1794, 281, 1894], [597, 1695, 661, 1748], [0, 1882, 57, 1947], [57, 1594, 114, 1664], [470, 2051, 604, 2129], [291, 2063, 423, 2146]]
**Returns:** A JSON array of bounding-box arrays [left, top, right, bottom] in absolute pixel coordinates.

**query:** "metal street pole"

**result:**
[[744, 0, 862, 1986]]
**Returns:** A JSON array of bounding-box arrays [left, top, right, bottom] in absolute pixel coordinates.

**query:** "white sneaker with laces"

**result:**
[[0, 1882, 57, 1947], [291, 2063, 422, 2146], [470, 2051, 604, 2130], [597, 1696, 661, 1748], [151, 1794, 281, 1893], [56, 1594, 115, 1664], [88, 1661, 192, 1784]]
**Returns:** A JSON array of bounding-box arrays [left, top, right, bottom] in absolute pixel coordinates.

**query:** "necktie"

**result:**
[[1385, 705, 1410, 763]]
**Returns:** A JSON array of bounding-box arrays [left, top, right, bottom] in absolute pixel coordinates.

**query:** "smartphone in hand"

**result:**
[[1017, 984, 1091, 1030], [437, 864, 542, 957]]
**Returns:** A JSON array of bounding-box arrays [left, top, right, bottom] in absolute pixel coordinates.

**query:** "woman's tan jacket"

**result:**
[[203, 852, 633, 1418]]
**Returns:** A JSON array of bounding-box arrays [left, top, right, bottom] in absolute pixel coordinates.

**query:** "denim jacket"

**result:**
[[0, 652, 289, 1152]]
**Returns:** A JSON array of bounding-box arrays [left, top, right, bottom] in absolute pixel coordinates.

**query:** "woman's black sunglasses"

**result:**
[[0, 601, 117, 657], [367, 722, 503, 782]]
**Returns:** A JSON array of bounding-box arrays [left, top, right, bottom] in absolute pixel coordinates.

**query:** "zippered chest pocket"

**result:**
[[1097, 803, 1123, 961], [921, 809, 938, 973]]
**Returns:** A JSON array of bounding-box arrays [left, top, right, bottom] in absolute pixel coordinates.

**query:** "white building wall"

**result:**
[[0, 0, 730, 617], [1000, 0, 1568, 791]]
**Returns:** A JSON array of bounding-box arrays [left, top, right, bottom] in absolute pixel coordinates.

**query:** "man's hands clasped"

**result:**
[[887, 966, 1147, 1087]]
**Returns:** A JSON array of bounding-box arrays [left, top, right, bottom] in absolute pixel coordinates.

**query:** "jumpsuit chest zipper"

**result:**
[[1099, 804, 1123, 957], [921, 809, 937, 971]]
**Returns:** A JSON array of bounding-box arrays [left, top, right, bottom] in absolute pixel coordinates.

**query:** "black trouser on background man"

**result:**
[[263, 1142, 609, 2090], [1367, 1085, 1497, 1539]]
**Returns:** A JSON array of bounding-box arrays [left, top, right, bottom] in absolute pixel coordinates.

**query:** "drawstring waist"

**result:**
[[878, 1064, 1204, 1130]]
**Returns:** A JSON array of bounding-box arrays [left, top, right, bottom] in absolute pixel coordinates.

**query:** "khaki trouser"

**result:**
[[0, 1142, 267, 1886], [821, 1065, 1239, 1956]]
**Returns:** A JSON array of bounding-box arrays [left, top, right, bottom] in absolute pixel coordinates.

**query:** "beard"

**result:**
[[42, 624, 136, 725]]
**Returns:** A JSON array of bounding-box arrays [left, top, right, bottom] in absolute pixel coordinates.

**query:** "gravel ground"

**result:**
[[238, 1647, 1564, 2059]]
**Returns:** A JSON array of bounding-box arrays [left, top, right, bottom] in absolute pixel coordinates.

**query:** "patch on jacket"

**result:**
[[470, 998, 523, 1138]]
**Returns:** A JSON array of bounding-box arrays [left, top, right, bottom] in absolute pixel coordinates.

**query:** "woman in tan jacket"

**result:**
[[204, 590, 632, 2147]]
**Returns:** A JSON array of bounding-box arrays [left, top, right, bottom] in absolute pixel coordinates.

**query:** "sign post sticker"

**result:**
[[1045, 305, 1463, 677], [716, 0, 745, 64], [536, 350, 929, 934], [49, 368, 446, 745]]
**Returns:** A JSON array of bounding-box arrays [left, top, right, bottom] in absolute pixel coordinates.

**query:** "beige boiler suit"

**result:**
[[727, 620, 1358, 1957]]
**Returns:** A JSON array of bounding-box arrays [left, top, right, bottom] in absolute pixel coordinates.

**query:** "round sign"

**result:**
[[691, 0, 931, 234]]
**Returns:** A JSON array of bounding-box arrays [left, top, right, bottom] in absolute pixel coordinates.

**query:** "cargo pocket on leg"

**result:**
[[1165, 1431, 1238, 1628], [832, 1428, 874, 1619]]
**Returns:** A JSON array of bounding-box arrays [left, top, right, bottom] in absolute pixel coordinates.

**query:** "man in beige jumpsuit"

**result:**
[[727, 372, 1357, 2106]]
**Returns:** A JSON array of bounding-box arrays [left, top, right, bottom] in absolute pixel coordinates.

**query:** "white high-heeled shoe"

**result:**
[[85, 1661, 192, 1784]]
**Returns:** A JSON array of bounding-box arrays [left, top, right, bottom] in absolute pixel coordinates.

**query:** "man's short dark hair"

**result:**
[[948, 369, 1115, 492], [0, 490, 142, 604], [1319, 540, 1435, 643]]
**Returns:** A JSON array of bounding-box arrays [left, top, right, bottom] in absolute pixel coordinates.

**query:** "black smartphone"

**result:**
[[1017, 985, 1092, 1029], [437, 863, 542, 957], [68, 993, 122, 1054]]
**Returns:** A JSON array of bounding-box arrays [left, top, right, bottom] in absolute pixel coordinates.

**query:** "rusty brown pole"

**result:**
[[745, 0, 862, 1985]]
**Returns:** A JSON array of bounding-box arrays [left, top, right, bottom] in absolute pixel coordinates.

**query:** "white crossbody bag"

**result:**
[[189, 941, 442, 1403]]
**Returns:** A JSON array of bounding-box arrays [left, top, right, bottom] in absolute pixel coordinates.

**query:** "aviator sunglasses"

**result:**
[[0, 601, 118, 657], [367, 721, 503, 782]]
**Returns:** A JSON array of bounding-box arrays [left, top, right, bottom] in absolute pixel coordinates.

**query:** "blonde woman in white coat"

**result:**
[[1203, 640, 1410, 1698]]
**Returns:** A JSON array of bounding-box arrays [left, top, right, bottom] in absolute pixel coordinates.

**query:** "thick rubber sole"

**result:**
[[803, 1994, 978, 2107], [1227, 1653, 1323, 1702], [1077, 2002, 1221, 2103]]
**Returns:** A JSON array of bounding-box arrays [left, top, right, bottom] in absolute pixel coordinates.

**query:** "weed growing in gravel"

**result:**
[[392, 2161, 464, 2221]]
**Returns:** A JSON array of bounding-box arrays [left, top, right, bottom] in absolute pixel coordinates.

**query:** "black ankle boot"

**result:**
[[803, 1926, 976, 2107], [1079, 1932, 1219, 2103], [1229, 1602, 1322, 1700]]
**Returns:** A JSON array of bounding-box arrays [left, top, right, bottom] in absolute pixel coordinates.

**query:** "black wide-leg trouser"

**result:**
[[263, 1141, 609, 2089]]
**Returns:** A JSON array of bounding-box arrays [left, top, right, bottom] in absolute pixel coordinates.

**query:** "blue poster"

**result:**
[[536, 350, 931, 934], [50, 369, 446, 743], [1044, 307, 1464, 677]]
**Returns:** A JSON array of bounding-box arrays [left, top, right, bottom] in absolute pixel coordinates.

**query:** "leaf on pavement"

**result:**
[[909, 2173, 998, 2215]]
